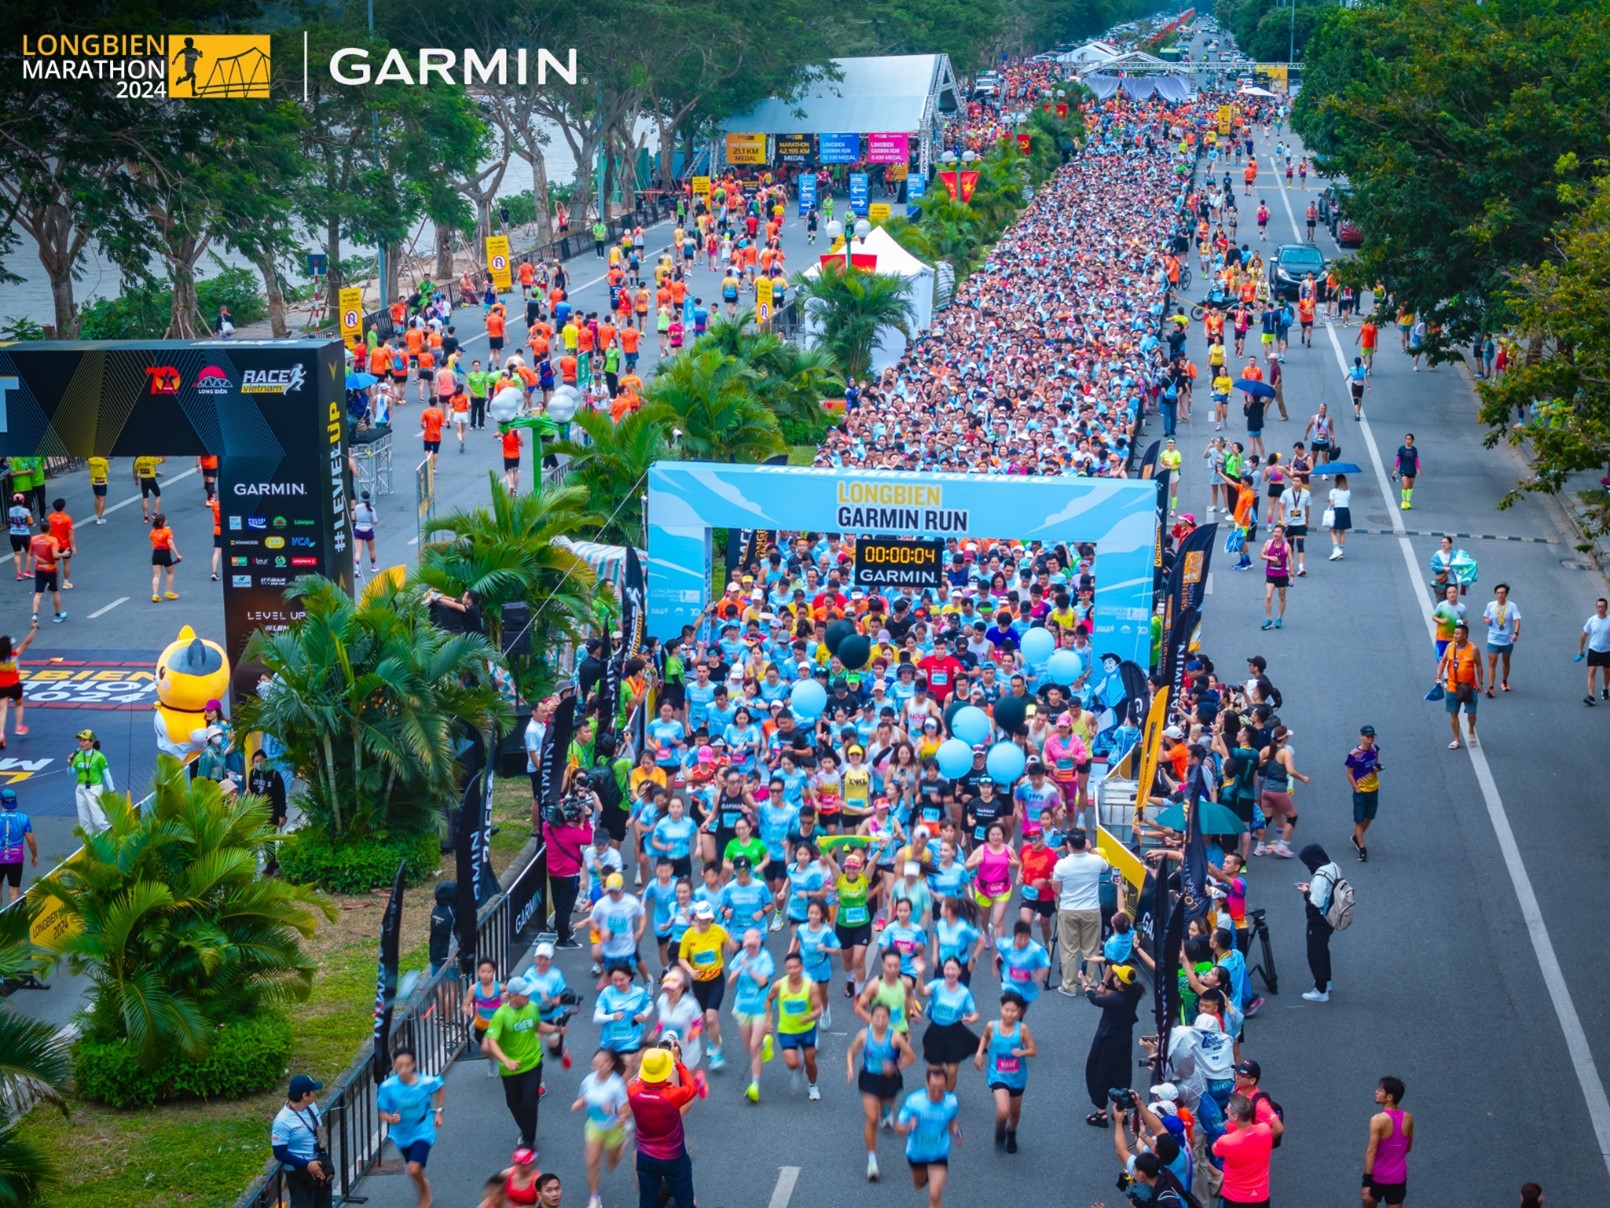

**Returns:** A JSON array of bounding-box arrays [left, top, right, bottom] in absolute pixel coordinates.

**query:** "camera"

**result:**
[[1108, 1087, 1138, 1108], [543, 790, 591, 828]]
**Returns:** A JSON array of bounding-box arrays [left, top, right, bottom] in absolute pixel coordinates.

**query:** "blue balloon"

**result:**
[[936, 738, 974, 780], [1047, 649, 1085, 686], [985, 741, 1027, 786], [1020, 627, 1056, 666], [790, 678, 827, 719], [950, 705, 992, 746]]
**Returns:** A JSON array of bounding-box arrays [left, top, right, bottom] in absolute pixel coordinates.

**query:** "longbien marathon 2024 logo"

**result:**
[[18, 33, 581, 100]]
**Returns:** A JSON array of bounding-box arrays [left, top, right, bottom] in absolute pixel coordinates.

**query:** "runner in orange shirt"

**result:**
[[518, 260, 535, 298], [450, 388, 471, 451], [196, 454, 219, 503], [486, 307, 507, 359], [558, 353, 579, 386], [403, 324, 425, 361], [499, 425, 523, 493], [527, 319, 552, 357], [46, 499, 75, 590], [597, 320, 617, 351], [415, 347, 436, 403], [619, 325, 642, 371], [420, 400, 446, 467]]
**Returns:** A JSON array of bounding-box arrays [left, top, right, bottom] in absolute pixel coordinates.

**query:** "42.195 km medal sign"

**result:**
[[854, 536, 945, 591]]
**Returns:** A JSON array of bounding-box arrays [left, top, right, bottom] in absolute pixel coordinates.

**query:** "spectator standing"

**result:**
[[1212, 1093, 1273, 1208], [627, 1045, 703, 1208], [69, 728, 113, 834], [1297, 843, 1343, 1002], [271, 1074, 331, 1208], [1051, 829, 1109, 995], [1363, 1075, 1414, 1208]]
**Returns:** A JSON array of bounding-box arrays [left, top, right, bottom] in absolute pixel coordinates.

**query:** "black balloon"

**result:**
[[993, 694, 1029, 735], [837, 634, 871, 670], [824, 619, 857, 655], [943, 697, 967, 733]]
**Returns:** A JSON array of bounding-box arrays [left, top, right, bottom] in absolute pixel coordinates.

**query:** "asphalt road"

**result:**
[[352, 107, 1610, 1208]]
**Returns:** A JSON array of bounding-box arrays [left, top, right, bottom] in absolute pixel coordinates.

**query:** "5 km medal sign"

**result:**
[[854, 537, 945, 591]]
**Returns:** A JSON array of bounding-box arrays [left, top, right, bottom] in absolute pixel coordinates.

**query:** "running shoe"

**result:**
[[1274, 618, 1283, 629], [556, 938, 583, 949], [1253, 843, 1269, 857], [164, 592, 179, 600], [808, 1084, 821, 1101], [1301, 989, 1330, 1002], [769, 914, 783, 932], [745, 1081, 760, 1103], [152, 595, 160, 602], [1246, 996, 1265, 1017], [1272, 842, 1294, 858], [13, 726, 26, 736], [708, 1048, 725, 1071], [821, 1006, 831, 1029], [867, 1153, 880, 1181], [762, 1034, 774, 1063], [1603, 686, 1608, 701], [53, 613, 65, 623], [1261, 620, 1272, 630], [1006, 1130, 1018, 1154]]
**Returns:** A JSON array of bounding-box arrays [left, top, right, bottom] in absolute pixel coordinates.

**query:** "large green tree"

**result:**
[[796, 258, 918, 382], [1292, 0, 1610, 345], [646, 348, 787, 463]]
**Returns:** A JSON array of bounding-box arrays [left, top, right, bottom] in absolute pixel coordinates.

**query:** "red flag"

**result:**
[[1056, 102, 1069, 118], [1016, 133, 1032, 155], [819, 253, 878, 271], [938, 171, 980, 203]]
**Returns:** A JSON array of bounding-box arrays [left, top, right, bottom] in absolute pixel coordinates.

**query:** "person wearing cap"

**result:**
[[496, 1145, 543, 1206], [69, 728, 112, 834], [626, 1046, 702, 1208], [271, 1074, 331, 1207], [588, 871, 646, 980], [376, 1046, 445, 1208], [0, 788, 36, 908], [677, 901, 734, 1071], [1231, 1057, 1285, 1143], [1082, 961, 1144, 1128], [1345, 724, 1383, 863], [728, 927, 776, 1102], [484, 976, 567, 1151]]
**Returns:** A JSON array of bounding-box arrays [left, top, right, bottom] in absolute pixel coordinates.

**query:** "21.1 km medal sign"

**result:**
[[854, 537, 945, 591]]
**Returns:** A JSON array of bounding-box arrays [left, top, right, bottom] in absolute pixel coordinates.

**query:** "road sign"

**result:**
[[756, 277, 774, 326], [339, 286, 364, 343], [486, 235, 512, 291]]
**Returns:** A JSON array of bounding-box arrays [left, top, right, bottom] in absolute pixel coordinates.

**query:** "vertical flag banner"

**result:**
[[485, 235, 512, 291], [1180, 776, 1211, 927], [906, 173, 927, 219], [756, 276, 774, 326], [538, 695, 576, 815], [1155, 863, 1185, 1072], [371, 860, 407, 1079], [621, 545, 646, 660], [1133, 687, 1170, 833], [1152, 467, 1172, 596], [938, 171, 980, 203], [454, 750, 493, 971], [818, 132, 860, 164], [1139, 439, 1162, 480], [798, 173, 818, 216], [338, 286, 364, 344], [1016, 133, 1032, 155], [866, 133, 910, 164], [848, 173, 870, 216], [1161, 521, 1218, 664]]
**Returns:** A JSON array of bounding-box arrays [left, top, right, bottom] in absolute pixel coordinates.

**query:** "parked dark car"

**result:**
[[1272, 243, 1327, 300]]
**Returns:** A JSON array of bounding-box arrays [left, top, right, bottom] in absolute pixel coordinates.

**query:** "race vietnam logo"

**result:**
[[20, 34, 271, 99]]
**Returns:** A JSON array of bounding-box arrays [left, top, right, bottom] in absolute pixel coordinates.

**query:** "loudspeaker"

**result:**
[[502, 603, 531, 656]]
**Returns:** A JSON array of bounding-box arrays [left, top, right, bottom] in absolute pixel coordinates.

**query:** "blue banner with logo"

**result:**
[[906, 173, 927, 220], [819, 132, 859, 164], [849, 173, 870, 216], [798, 173, 817, 217]]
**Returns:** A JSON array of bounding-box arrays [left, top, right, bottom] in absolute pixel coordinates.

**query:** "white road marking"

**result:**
[[87, 597, 128, 619], [1269, 161, 1610, 1174], [1205, 572, 1214, 596], [768, 1165, 801, 1208], [103, 467, 200, 515]]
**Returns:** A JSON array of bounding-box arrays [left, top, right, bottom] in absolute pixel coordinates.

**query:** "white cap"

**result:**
[[534, 942, 555, 959], [1163, 725, 1185, 740], [694, 901, 715, 919]]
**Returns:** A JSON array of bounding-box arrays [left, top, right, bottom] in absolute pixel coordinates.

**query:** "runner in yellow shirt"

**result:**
[[678, 903, 735, 1070], [87, 456, 110, 525], [132, 456, 164, 523]]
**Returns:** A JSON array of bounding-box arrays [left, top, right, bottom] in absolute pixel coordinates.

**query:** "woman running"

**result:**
[[964, 823, 1019, 948], [0, 623, 39, 747], [847, 999, 915, 1183], [830, 850, 878, 999], [654, 966, 705, 1069], [933, 896, 984, 986], [917, 956, 979, 1091], [1256, 724, 1309, 858], [461, 958, 502, 1072], [975, 990, 1036, 1153], [790, 898, 841, 1027], [1260, 523, 1292, 631], [148, 513, 181, 602], [569, 1048, 629, 1208], [878, 895, 930, 984]]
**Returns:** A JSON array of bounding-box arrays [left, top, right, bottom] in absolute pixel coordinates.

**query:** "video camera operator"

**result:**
[[1095, 1090, 1199, 1207], [1110, 1088, 1197, 1198], [542, 767, 597, 949]]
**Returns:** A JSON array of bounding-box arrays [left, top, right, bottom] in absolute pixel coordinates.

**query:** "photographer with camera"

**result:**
[[1083, 964, 1145, 1128], [543, 768, 597, 949], [1100, 1091, 1199, 1208], [1110, 1088, 1197, 1197]]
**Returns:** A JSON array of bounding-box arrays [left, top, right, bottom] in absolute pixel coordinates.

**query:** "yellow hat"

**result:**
[[605, 872, 625, 890], [1111, 964, 1137, 986], [639, 1047, 673, 1083]]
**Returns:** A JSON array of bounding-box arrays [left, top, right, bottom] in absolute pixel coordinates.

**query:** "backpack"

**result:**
[[588, 762, 624, 813], [1320, 866, 1356, 932], [1249, 1088, 1286, 1148]]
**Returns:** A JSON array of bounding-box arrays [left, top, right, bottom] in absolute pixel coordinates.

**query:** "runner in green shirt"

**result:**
[[483, 977, 565, 1150], [592, 220, 608, 259], [465, 361, 493, 431]]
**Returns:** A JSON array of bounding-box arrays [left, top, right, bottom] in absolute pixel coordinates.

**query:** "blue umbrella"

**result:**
[[346, 371, 378, 389], [1311, 461, 1362, 477], [1232, 378, 1276, 399]]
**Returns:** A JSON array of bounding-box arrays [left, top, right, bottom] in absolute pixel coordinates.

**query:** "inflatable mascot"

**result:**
[[154, 625, 231, 759]]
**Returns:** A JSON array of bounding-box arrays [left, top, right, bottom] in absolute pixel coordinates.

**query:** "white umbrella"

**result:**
[[1238, 85, 1278, 97]]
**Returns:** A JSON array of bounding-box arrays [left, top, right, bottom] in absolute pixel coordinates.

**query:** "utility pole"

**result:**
[[369, 0, 389, 315]]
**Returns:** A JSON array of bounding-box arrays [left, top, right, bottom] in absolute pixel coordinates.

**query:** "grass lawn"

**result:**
[[787, 443, 815, 465], [16, 777, 541, 1207]]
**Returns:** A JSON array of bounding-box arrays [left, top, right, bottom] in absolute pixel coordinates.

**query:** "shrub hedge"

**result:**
[[74, 1011, 293, 1109], [276, 827, 442, 894]]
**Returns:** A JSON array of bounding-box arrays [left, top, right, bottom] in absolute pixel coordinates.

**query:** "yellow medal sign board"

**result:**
[[1257, 63, 1289, 92], [867, 202, 892, 224], [692, 176, 711, 202], [755, 276, 774, 326], [338, 286, 364, 344], [485, 235, 512, 291], [725, 133, 768, 165], [1217, 105, 1233, 136]]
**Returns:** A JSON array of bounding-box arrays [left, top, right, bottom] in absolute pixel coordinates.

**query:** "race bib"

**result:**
[[784, 998, 806, 1015], [842, 904, 868, 926], [1008, 965, 1031, 981], [694, 948, 716, 966], [994, 1056, 1021, 1074]]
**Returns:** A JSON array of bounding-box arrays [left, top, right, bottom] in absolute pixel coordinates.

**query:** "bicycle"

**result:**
[[1245, 906, 1278, 994]]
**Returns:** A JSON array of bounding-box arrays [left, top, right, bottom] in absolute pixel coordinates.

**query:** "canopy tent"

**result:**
[[1082, 74, 1195, 102], [720, 54, 960, 174], [801, 225, 935, 372], [1086, 50, 1193, 76], [551, 537, 644, 599], [1054, 40, 1122, 69]]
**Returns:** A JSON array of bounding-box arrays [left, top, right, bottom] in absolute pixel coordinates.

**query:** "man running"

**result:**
[[1481, 583, 1520, 696], [1577, 597, 1610, 705]]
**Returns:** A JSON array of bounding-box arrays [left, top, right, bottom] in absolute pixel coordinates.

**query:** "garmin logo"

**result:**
[[328, 48, 578, 87], [234, 483, 307, 497]]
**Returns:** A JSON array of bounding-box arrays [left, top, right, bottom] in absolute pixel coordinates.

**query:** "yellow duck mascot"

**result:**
[[153, 625, 232, 759]]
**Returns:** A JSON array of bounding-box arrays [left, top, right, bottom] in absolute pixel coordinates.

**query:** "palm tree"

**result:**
[[33, 757, 333, 1067], [235, 576, 509, 840], [550, 407, 672, 546], [645, 347, 786, 463], [0, 909, 70, 1205], [796, 259, 918, 382], [693, 317, 842, 431]]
